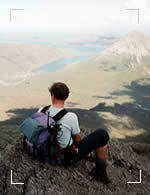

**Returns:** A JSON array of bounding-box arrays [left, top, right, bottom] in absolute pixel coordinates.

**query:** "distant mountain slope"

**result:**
[[0, 42, 82, 81], [0, 43, 59, 78], [93, 31, 150, 72], [102, 32, 150, 58], [69, 32, 150, 73]]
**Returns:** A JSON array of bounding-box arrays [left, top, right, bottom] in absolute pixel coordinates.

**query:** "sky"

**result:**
[[0, 0, 149, 34]]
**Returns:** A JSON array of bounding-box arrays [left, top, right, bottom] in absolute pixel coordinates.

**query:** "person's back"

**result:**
[[39, 105, 80, 149]]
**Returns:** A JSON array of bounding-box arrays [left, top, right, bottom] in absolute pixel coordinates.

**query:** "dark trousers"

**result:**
[[77, 129, 109, 159]]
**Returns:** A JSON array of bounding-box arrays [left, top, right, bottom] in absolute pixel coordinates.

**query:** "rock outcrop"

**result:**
[[0, 134, 150, 195]]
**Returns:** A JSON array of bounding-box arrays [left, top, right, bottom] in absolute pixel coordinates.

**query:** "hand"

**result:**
[[86, 153, 91, 158]]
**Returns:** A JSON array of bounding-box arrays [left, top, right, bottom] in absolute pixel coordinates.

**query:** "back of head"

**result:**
[[48, 82, 70, 100]]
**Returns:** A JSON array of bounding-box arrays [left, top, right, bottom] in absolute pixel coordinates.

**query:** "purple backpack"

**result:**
[[24, 105, 68, 164]]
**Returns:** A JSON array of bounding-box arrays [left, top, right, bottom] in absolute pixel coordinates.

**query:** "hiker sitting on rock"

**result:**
[[21, 82, 110, 184], [39, 82, 110, 184]]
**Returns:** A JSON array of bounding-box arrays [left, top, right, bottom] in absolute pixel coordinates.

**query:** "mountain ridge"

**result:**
[[78, 31, 150, 73], [101, 31, 150, 59]]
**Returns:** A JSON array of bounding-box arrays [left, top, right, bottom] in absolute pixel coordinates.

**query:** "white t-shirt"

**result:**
[[38, 105, 80, 148]]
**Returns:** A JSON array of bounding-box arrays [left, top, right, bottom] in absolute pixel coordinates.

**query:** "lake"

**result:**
[[0, 36, 111, 72], [33, 55, 93, 72]]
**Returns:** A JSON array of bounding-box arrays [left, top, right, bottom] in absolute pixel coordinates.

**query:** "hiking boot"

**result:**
[[90, 158, 110, 184]]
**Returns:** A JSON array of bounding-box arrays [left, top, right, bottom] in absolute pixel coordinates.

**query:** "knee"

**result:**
[[96, 129, 110, 144]]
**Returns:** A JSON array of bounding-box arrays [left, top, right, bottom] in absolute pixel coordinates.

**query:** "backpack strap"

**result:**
[[52, 109, 68, 122], [40, 105, 68, 122], [41, 105, 51, 113]]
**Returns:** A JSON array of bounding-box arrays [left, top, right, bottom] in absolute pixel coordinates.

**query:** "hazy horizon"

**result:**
[[0, 0, 150, 35]]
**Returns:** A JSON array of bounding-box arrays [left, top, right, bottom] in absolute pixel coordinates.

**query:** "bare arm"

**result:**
[[72, 133, 81, 144]]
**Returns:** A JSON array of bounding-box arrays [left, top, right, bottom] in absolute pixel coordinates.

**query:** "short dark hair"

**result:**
[[49, 82, 70, 100]]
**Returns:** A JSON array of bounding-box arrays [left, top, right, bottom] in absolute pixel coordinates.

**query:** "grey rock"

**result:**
[[0, 135, 150, 195]]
